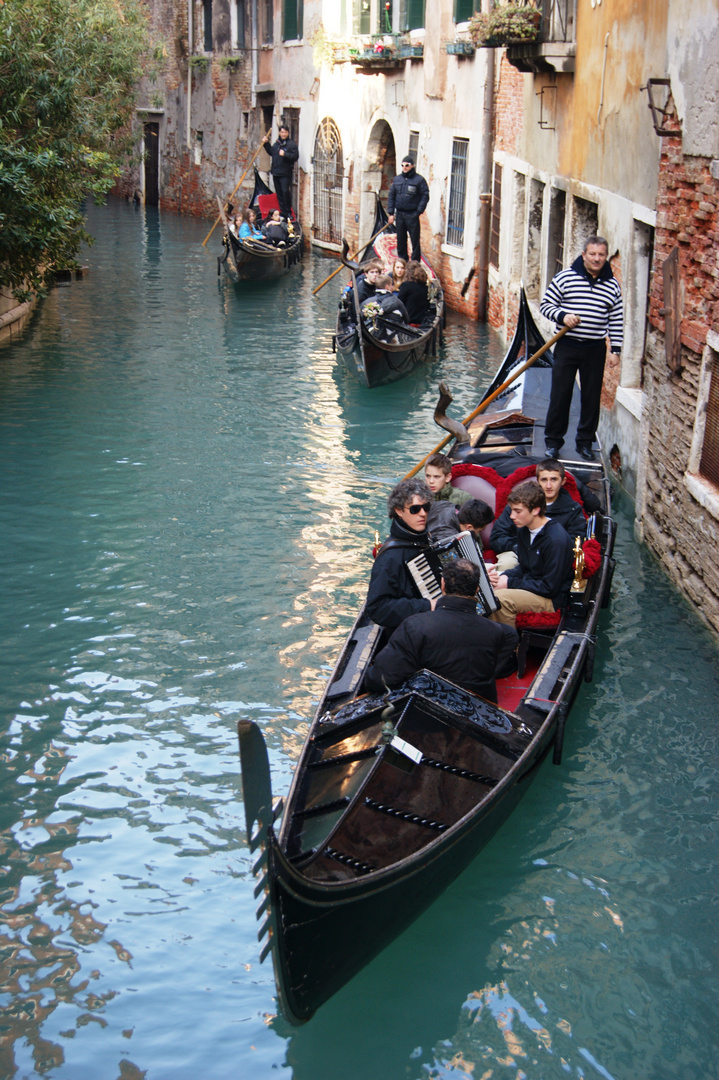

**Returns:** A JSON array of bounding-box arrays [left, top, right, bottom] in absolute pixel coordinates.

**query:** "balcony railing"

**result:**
[[506, 0, 576, 74]]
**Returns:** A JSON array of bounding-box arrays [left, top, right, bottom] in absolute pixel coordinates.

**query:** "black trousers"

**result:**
[[395, 211, 421, 262], [272, 174, 293, 220], [544, 336, 607, 449]]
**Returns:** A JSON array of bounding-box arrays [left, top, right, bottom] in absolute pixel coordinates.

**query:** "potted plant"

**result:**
[[469, 3, 541, 47], [445, 40, 475, 56]]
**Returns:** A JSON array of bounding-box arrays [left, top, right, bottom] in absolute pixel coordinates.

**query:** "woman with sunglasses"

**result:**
[[365, 479, 437, 632]]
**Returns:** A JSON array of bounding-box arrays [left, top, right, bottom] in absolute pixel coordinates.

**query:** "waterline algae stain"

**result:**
[[0, 200, 717, 1079]]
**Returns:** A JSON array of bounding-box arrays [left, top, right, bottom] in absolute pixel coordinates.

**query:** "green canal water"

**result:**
[[0, 200, 717, 1080]]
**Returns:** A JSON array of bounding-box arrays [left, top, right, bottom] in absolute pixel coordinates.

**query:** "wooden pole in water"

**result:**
[[201, 132, 271, 248], [311, 224, 390, 296], [403, 326, 569, 480]]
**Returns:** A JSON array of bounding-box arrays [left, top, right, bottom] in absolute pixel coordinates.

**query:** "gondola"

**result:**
[[217, 169, 303, 284], [333, 196, 444, 388], [239, 288, 616, 1024]]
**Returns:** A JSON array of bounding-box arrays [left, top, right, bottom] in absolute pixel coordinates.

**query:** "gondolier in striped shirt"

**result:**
[[540, 236, 623, 462]]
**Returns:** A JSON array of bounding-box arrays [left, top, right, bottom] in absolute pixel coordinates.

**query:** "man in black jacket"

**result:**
[[262, 125, 299, 221], [365, 478, 435, 631], [488, 481, 573, 629], [387, 155, 430, 262], [365, 560, 518, 703]]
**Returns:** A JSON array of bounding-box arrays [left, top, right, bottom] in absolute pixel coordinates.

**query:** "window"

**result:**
[[231, 0, 246, 48], [454, 0, 479, 20], [547, 187, 566, 280], [203, 0, 213, 51], [700, 355, 719, 487], [353, 0, 371, 34], [262, 0, 273, 43], [525, 178, 545, 297], [446, 138, 469, 247], [283, 0, 303, 40], [313, 118, 344, 246], [401, 0, 425, 31], [571, 196, 598, 258], [489, 162, 502, 268], [408, 129, 419, 162]]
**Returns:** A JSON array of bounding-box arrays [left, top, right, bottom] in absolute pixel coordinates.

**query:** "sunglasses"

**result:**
[[405, 501, 431, 515]]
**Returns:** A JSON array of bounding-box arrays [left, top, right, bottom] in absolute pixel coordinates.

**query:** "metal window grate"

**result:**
[[700, 355, 719, 487], [446, 137, 469, 247], [489, 162, 502, 268], [313, 118, 344, 245]]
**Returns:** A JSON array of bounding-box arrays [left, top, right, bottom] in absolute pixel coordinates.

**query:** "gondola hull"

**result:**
[[334, 316, 443, 388], [240, 287, 614, 1023], [219, 230, 303, 283]]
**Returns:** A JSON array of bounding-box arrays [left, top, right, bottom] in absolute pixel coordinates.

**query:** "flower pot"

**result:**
[[445, 41, 475, 55]]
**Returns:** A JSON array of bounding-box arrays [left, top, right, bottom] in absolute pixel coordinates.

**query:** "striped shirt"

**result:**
[[541, 255, 624, 351]]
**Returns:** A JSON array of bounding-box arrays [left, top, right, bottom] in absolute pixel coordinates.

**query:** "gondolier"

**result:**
[[262, 124, 298, 221], [540, 236, 623, 462], [387, 155, 429, 263]]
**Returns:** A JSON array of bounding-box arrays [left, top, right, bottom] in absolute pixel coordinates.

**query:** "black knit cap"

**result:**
[[401, 154, 415, 165]]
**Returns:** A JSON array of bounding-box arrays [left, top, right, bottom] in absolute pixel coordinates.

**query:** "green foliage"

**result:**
[[0, 0, 148, 294]]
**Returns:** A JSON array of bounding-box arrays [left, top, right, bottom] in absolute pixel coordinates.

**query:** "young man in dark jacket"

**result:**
[[365, 559, 518, 703], [261, 125, 299, 221], [490, 459, 587, 571], [387, 155, 430, 262], [488, 481, 574, 629]]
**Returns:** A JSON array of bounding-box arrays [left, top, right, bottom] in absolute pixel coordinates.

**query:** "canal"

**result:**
[[0, 200, 717, 1080]]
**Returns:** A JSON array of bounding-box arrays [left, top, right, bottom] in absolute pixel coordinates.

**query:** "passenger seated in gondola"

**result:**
[[487, 481, 573, 629], [238, 208, 264, 241], [360, 276, 410, 342], [366, 479, 435, 631], [262, 209, 289, 246], [424, 453, 472, 507], [398, 261, 431, 325], [386, 257, 407, 290], [490, 459, 589, 573], [427, 497, 494, 544], [365, 559, 518, 703], [355, 260, 383, 304]]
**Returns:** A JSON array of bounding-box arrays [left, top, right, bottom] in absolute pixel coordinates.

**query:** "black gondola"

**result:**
[[218, 169, 303, 284], [239, 288, 615, 1023], [333, 196, 444, 388]]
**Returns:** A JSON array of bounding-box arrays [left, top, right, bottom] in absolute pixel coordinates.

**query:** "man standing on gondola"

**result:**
[[387, 155, 429, 263], [262, 124, 299, 222], [540, 236, 623, 462]]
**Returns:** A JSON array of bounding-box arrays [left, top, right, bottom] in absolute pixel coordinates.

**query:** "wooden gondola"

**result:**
[[239, 288, 616, 1024], [217, 169, 303, 284], [333, 197, 444, 388]]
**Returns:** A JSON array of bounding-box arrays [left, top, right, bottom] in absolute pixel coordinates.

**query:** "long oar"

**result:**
[[201, 132, 271, 248], [403, 325, 569, 480], [312, 223, 389, 296]]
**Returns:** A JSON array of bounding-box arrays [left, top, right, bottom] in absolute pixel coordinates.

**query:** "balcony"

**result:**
[[505, 0, 576, 75]]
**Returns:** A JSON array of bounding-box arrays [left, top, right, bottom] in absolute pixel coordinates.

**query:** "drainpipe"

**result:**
[[251, 0, 258, 107], [477, 43, 495, 322], [187, 0, 193, 148]]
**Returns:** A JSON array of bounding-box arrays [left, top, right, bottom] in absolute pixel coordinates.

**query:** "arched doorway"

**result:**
[[312, 118, 344, 247], [363, 119, 396, 226]]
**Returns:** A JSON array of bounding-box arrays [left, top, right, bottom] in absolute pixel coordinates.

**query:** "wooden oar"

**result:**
[[201, 132, 271, 248], [403, 325, 569, 480], [311, 223, 390, 296]]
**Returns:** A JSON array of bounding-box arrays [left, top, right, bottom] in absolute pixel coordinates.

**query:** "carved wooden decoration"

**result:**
[[662, 246, 682, 372]]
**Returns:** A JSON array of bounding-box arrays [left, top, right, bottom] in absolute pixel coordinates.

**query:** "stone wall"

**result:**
[[638, 117, 719, 636]]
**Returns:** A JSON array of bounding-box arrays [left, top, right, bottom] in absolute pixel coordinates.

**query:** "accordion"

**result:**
[[407, 530, 500, 617]]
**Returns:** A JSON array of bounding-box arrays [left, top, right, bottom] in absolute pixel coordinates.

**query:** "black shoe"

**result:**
[[545, 446, 560, 459], [577, 446, 596, 462]]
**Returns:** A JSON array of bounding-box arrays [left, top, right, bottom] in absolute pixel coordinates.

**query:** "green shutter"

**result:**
[[283, 0, 302, 40], [454, 0, 475, 21], [406, 0, 424, 30]]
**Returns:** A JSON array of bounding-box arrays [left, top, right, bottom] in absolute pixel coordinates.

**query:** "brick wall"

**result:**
[[639, 110, 719, 636], [494, 56, 525, 156]]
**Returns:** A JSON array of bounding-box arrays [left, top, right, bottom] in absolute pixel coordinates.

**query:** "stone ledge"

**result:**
[[615, 386, 644, 421], [684, 471, 719, 521]]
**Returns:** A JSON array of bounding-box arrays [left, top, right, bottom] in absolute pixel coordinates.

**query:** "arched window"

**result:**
[[313, 119, 343, 246]]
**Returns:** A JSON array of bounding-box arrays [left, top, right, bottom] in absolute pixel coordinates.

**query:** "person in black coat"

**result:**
[[262, 125, 299, 220], [365, 478, 435, 631], [365, 560, 518, 703], [387, 155, 430, 262], [398, 261, 431, 324]]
